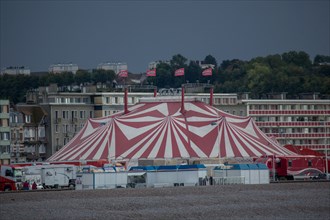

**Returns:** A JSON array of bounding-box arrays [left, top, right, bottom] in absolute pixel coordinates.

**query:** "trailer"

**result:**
[[22, 164, 77, 189], [127, 164, 207, 188], [75, 164, 127, 190], [255, 155, 329, 180]]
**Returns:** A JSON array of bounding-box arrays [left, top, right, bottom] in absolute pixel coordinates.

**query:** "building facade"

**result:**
[[1, 66, 30, 75], [244, 99, 330, 153], [9, 108, 25, 163], [37, 85, 95, 158], [97, 62, 128, 74], [49, 63, 79, 74], [0, 100, 11, 164]]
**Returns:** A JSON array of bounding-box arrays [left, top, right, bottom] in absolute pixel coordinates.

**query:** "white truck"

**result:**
[[22, 164, 77, 189]]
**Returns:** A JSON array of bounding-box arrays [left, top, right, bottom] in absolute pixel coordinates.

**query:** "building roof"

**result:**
[[16, 105, 47, 124]]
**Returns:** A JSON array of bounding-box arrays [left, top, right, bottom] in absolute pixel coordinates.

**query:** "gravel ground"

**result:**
[[0, 182, 329, 220]]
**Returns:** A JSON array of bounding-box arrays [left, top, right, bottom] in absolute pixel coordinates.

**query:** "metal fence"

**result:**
[[212, 176, 245, 185]]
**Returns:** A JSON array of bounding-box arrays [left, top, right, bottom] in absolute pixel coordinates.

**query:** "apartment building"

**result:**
[[1, 66, 30, 75], [10, 105, 48, 163], [49, 63, 79, 74], [0, 100, 10, 164], [244, 99, 330, 154], [9, 108, 25, 163], [37, 85, 95, 158], [97, 62, 128, 74]]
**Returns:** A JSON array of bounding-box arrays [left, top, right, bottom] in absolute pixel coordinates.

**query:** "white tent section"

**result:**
[[47, 99, 296, 162]]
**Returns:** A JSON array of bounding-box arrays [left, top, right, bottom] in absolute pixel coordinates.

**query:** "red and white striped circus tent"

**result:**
[[47, 97, 295, 162]]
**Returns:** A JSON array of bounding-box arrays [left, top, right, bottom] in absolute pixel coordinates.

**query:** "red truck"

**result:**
[[0, 164, 24, 191], [255, 155, 329, 180]]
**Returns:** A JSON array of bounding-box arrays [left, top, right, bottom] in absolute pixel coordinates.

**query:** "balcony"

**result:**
[[256, 121, 330, 127], [250, 110, 330, 115], [71, 118, 78, 123], [269, 133, 330, 139], [54, 118, 62, 124]]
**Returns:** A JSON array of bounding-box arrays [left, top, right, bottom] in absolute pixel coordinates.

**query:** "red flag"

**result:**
[[118, 70, 128, 77], [175, 68, 184, 76], [202, 68, 212, 76], [146, 69, 156, 77]]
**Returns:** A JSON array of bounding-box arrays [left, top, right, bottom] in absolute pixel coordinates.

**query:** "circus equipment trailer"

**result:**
[[127, 164, 207, 188], [75, 170, 127, 190], [0, 164, 24, 191], [213, 163, 269, 185], [255, 155, 328, 180], [22, 164, 77, 189], [256, 163, 270, 184]]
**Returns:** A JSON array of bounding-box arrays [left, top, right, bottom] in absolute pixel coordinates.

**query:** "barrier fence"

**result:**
[[212, 176, 245, 185]]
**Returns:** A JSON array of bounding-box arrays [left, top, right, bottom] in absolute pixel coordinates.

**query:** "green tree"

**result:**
[[75, 69, 91, 85], [92, 69, 116, 84], [61, 72, 74, 86], [203, 54, 218, 68], [170, 54, 188, 70], [186, 61, 202, 84], [247, 63, 272, 96], [282, 51, 312, 68], [314, 55, 330, 64]]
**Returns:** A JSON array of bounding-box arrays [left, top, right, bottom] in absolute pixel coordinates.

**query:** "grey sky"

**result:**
[[1, 0, 329, 73]]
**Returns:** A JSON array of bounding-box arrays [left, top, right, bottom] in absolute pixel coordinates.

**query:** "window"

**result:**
[[55, 124, 59, 133], [308, 160, 312, 167], [25, 115, 31, 123], [62, 111, 69, 119], [288, 160, 292, 167], [0, 132, 10, 140], [80, 111, 85, 119], [55, 111, 59, 119], [5, 169, 13, 177], [64, 138, 69, 145]]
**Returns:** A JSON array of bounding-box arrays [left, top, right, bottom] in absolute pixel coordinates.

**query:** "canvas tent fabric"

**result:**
[[47, 99, 296, 162]]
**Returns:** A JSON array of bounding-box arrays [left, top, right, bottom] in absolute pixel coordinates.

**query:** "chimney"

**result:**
[[124, 87, 129, 114], [181, 86, 185, 114], [209, 87, 213, 106]]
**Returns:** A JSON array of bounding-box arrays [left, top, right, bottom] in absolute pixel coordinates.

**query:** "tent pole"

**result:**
[[210, 87, 213, 106], [154, 87, 157, 97], [124, 87, 129, 114], [181, 86, 185, 114]]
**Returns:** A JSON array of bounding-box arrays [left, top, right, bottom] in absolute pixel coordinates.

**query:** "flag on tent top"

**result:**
[[146, 69, 156, 77], [202, 68, 212, 76], [118, 70, 128, 77], [175, 68, 184, 76]]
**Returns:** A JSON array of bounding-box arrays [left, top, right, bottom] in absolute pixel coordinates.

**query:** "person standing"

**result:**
[[23, 181, 29, 190], [32, 182, 37, 190]]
